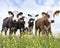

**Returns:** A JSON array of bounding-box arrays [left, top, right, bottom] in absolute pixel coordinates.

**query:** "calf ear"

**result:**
[[28, 14, 32, 17], [54, 10, 60, 17], [17, 12, 23, 18], [35, 14, 39, 17], [8, 11, 14, 17]]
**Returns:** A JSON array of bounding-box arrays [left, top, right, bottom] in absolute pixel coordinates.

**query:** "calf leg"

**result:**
[[20, 28, 22, 37], [29, 27, 33, 34], [1, 28, 4, 33], [39, 28, 41, 37], [1, 27, 8, 35], [35, 27, 38, 36], [41, 27, 45, 36], [1, 25, 5, 34], [4, 27, 8, 35], [48, 28, 53, 36], [14, 29, 17, 35], [35, 21, 38, 36], [9, 28, 13, 35], [40, 25, 45, 35], [1, 28, 4, 35]]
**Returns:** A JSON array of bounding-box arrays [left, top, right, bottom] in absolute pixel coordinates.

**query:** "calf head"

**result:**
[[12, 11, 24, 23], [27, 14, 39, 21], [23, 14, 39, 29], [8, 11, 17, 23], [42, 11, 55, 23], [28, 13, 39, 23], [28, 18, 35, 27], [12, 11, 18, 23], [47, 10, 60, 23], [17, 12, 25, 24]]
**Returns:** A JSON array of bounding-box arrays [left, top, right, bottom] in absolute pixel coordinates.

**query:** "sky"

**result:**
[[0, 0, 60, 35]]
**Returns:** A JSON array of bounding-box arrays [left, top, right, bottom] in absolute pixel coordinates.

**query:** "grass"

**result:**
[[0, 33, 60, 48]]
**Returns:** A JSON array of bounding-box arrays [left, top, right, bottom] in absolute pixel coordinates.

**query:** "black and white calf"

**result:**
[[1, 11, 25, 35], [1, 11, 14, 35], [9, 12, 25, 35], [24, 14, 39, 34], [16, 12, 25, 34], [28, 18, 35, 34]]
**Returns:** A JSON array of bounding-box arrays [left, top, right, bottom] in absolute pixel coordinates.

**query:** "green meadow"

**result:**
[[0, 33, 60, 48]]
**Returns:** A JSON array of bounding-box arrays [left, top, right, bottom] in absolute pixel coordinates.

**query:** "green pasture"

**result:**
[[0, 33, 60, 48]]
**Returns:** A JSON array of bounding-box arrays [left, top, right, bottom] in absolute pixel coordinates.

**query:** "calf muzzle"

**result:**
[[51, 20, 54, 23]]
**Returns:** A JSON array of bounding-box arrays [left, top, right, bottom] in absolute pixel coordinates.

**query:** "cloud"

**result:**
[[1, 0, 60, 12], [44, 0, 55, 6]]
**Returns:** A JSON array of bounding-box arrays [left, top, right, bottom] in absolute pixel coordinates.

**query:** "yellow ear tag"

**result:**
[[55, 13, 59, 16], [42, 14, 45, 17]]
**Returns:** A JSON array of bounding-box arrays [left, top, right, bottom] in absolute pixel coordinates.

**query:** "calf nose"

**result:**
[[51, 20, 54, 23], [14, 20, 16, 22]]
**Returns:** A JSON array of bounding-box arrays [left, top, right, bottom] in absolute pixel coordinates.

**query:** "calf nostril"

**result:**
[[14, 20, 16, 22], [51, 20, 54, 23]]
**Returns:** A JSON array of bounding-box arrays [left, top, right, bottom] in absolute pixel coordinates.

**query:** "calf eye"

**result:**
[[12, 15, 14, 17], [28, 14, 32, 17], [17, 15, 19, 18], [35, 14, 39, 17]]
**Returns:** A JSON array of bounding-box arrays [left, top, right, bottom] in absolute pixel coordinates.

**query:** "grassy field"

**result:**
[[0, 34, 60, 48]]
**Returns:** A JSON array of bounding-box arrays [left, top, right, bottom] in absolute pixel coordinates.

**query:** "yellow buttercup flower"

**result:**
[[33, 40, 34, 43], [14, 40, 16, 43], [50, 43, 51, 46], [3, 40, 5, 43], [12, 44, 14, 46], [26, 46, 28, 48], [3, 46, 5, 48]]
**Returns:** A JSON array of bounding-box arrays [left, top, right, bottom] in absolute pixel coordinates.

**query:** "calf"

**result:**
[[1, 11, 14, 35], [14, 12, 25, 35], [1, 11, 25, 35], [35, 12, 51, 36], [17, 17, 25, 32], [26, 14, 39, 34], [28, 18, 35, 34]]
